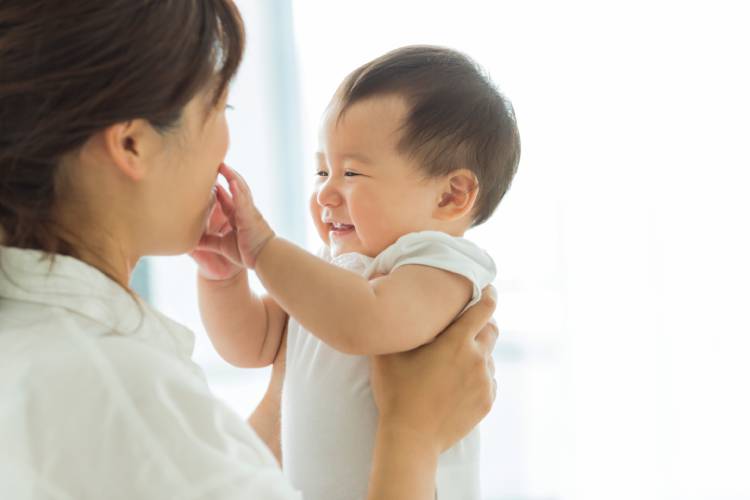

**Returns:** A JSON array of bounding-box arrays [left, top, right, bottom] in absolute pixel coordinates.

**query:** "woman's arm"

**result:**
[[368, 425, 440, 499], [248, 331, 287, 465], [367, 287, 499, 499], [198, 270, 287, 368]]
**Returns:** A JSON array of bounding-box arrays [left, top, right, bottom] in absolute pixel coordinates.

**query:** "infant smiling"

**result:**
[[192, 45, 520, 500]]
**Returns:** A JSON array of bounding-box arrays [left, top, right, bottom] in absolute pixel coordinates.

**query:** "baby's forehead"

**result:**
[[319, 98, 407, 153]]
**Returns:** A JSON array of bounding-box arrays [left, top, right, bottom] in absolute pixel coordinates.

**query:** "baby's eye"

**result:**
[[315, 170, 329, 177], [344, 171, 360, 177]]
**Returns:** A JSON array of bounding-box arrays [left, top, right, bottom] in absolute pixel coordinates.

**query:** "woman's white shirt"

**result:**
[[0, 246, 301, 500]]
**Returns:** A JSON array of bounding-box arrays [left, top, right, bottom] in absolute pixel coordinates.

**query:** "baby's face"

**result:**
[[311, 95, 444, 258]]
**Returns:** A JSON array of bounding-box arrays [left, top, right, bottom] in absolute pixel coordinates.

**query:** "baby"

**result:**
[[193, 46, 520, 500]]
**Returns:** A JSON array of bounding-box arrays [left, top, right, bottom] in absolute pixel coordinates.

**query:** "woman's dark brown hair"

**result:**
[[0, 0, 244, 256]]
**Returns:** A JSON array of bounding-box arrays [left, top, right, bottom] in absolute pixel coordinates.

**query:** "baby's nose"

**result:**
[[316, 180, 343, 207]]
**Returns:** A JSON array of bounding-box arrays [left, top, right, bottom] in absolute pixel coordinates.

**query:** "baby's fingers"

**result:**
[[196, 232, 242, 265], [218, 163, 275, 267], [220, 163, 254, 199], [215, 183, 236, 227], [206, 195, 228, 234], [220, 165, 260, 231]]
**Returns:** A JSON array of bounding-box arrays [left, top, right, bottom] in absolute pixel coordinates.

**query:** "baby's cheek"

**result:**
[[308, 192, 320, 217], [308, 194, 327, 242], [312, 219, 329, 245]]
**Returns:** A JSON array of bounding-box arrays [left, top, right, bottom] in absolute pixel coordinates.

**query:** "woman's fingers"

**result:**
[[474, 317, 499, 355], [442, 286, 497, 347]]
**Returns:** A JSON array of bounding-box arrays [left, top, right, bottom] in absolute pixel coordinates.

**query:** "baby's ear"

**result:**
[[433, 169, 479, 222]]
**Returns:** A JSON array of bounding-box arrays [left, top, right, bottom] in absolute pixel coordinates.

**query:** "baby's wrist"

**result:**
[[197, 267, 245, 285], [249, 230, 276, 268]]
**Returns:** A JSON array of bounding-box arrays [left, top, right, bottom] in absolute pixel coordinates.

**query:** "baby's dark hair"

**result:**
[[335, 45, 520, 226]]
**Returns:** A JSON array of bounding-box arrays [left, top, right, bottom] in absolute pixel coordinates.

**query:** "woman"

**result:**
[[0, 2, 498, 499]]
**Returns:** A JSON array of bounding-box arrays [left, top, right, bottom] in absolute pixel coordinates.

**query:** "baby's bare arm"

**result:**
[[198, 270, 287, 368], [254, 238, 472, 355]]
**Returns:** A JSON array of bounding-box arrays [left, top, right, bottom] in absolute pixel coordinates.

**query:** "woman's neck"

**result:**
[[56, 205, 136, 289], [53, 156, 141, 289], [73, 240, 136, 289]]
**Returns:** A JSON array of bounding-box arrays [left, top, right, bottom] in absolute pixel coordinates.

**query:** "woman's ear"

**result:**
[[97, 119, 154, 181], [433, 169, 479, 221]]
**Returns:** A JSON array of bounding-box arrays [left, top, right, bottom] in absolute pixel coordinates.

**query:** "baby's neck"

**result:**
[[426, 219, 470, 239]]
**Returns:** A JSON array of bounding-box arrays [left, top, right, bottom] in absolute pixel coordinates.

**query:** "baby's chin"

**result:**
[[328, 241, 381, 259], [327, 242, 346, 258]]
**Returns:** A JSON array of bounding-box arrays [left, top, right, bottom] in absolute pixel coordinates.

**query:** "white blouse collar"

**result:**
[[0, 245, 195, 358]]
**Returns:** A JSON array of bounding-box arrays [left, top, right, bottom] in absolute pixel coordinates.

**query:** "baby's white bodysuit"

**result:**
[[281, 231, 496, 500]]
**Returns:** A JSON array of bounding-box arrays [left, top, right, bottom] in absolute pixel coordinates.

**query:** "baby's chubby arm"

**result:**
[[197, 270, 287, 368], [211, 165, 472, 356], [258, 238, 473, 355], [192, 183, 287, 369]]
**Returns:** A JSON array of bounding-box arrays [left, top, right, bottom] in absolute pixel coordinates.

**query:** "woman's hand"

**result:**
[[367, 287, 498, 500], [195, 164, 276, 269], [371, 285, 499, 454]]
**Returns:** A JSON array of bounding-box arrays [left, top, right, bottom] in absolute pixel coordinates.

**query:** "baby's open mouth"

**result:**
[[328, 222, 355, 236]]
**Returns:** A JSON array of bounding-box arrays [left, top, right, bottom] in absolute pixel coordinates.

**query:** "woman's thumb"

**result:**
[[443, 285, 497, 343]]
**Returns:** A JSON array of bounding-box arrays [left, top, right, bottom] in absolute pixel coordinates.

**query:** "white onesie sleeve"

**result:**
[[364, 230, 497, 308]]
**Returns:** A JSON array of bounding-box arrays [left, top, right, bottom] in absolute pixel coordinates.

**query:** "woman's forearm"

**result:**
[[248, 332, 286, 466], [367, 422, 439, 500], [248, 392, 282, 465]]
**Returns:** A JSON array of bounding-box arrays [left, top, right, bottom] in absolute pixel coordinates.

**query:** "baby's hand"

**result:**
[[195, 164, 276, 270], [190, 199, 244, 280]]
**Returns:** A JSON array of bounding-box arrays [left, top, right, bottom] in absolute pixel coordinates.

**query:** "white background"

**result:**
[[150, 1, 750, 498]]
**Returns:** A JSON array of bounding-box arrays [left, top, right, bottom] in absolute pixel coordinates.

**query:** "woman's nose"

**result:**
[[316, 178, 342, 207]]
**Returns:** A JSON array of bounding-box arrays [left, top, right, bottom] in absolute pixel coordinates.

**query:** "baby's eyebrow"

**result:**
[[341, 153, 372, 165], [316, 151, 373, 166]]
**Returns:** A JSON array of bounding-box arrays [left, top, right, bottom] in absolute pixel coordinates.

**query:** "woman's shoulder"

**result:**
[[0, 303, 300, 499], [1, 294, 200, 419]]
